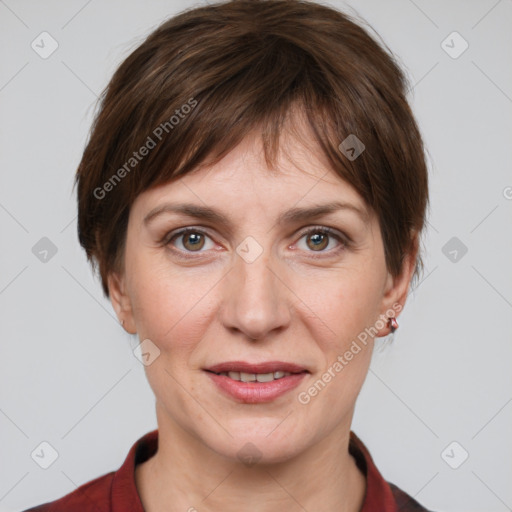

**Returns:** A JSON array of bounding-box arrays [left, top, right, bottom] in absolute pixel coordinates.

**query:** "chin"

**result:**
[[202, 419, 311, 466]]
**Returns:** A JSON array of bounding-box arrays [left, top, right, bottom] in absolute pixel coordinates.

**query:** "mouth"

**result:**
[[203, 361, 309, 403]]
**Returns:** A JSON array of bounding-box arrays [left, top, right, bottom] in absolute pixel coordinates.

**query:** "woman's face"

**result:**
[[110, 129, 414, 464]]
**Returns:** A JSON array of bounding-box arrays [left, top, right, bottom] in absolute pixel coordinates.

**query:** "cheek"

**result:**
[[295, 272, 378, 424], [294, 265, 383, 351], [126, 253, 218, 351]]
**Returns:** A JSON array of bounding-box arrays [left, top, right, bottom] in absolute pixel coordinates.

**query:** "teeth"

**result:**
[[256, 372, 275, 383], [217, 371, 293, 382], [240, 372, 256, 382]]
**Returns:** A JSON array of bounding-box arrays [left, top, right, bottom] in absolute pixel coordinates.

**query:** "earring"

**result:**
[[121, 319, 125, 327], [388, 317, 398, 333]]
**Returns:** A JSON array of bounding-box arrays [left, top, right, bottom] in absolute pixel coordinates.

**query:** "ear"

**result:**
[[375, 232, 419, 337], [108, 272, 137, 334]]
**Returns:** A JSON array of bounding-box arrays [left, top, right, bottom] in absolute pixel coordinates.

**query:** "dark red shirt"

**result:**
[[24, 429, 432, 511]]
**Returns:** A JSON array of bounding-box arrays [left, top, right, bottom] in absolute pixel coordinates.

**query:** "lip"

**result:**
[[203, 361, 309, 404], [205, 361, 308, 374]]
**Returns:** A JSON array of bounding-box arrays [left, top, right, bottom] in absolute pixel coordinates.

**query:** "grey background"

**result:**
[[1, 0, 511, 511]]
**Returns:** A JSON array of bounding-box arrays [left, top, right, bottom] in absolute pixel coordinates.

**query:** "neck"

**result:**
[[136, 406, 366, 512]]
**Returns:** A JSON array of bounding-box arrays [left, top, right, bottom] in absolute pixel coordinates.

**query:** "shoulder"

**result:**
[[389, 482, 435, 511], [22, 471, 115, 512]]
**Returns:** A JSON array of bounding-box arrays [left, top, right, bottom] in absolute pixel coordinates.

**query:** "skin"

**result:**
[[109, 120, 418, 512]]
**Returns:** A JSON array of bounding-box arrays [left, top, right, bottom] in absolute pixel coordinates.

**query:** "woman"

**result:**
[[26, 0, 431, 510]]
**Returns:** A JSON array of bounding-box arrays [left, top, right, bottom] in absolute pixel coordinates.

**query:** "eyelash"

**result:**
[[162, 226, 350, 260]]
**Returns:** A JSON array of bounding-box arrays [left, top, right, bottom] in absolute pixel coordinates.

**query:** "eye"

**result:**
[[166, 228, 215, 254], [163, 225, 349, 260], [294, 226, 348, 255]]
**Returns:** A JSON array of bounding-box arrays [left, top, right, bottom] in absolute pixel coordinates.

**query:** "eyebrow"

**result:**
[[143, 200, 370, 231]]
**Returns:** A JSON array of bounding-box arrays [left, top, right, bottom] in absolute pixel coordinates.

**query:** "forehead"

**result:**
[[135, 127, 370, 225]]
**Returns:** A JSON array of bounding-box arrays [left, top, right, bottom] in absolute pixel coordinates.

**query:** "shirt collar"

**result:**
[[349, 431, 397, 511]]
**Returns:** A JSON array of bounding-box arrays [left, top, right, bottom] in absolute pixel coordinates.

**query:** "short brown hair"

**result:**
[[76, 0, 429, 297]]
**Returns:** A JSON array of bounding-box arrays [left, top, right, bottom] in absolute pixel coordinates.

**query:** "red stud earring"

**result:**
[[389, 317, 398, 333]]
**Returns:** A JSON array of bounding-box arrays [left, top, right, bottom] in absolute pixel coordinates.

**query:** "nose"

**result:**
[[219, 248, 291, 342]]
